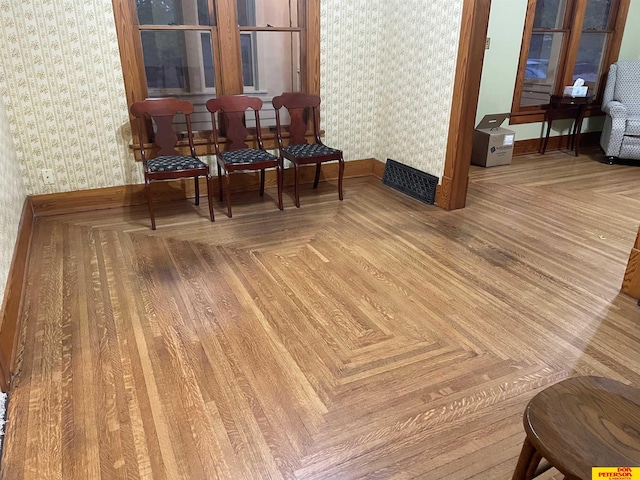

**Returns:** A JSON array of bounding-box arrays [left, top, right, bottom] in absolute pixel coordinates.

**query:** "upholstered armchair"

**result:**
[[600, 61, 640, 163]]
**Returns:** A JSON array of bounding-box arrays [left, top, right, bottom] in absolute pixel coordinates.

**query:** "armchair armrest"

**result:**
[[603, 100, 627, 118]]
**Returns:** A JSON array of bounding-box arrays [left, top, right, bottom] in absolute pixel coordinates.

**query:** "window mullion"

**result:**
[[210, 26, 223, 96], [559, 0, 588, 94], [215, 0, 243, 94], [300, 0, 319, 95], [531, 28, 570, 34], [208, 0, 216, 25], [112, 0, 150, 142], [510, 0, 537, 114]]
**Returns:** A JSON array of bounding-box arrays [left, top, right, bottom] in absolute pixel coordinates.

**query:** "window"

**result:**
[[112, 0, 318, 141], [237, 0, 303, 127], [511, 0, 630, 123]]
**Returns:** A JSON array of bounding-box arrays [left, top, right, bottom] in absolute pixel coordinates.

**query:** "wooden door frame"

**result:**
[[437, 0, 492, 210]]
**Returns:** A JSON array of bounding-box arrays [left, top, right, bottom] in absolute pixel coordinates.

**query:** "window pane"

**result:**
[[242, 31, 300, 93], [520, 32, 564, 107], [572, 32, 607, 91], [241, 33, 255, 86], [533, 0, 567, 29], [141, 30, 216, 94], [197, 0, 212, 26], [241, 31, 300, 127], [239, 0, 299, 28], [200, 32, 215, 89], [583, 0, 612, 30], [136, 0, 211, 26], [237, 0, 255, 26]]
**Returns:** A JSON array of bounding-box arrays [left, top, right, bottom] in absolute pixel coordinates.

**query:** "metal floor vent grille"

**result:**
[[382, 159, 439, 205]]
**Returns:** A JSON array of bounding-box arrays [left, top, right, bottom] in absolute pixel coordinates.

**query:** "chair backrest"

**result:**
[[206, 95, 264, 152], [272, 92, 322, 146], [129, 97, 196, 159], [603, 61, 640, 116]]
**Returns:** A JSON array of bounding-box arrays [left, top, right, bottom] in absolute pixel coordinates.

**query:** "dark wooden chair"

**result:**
[[206, 95, 282, 218], [129, 97, 214, 230], [272, 92, 344, 208], [512, 376, 640, 480]]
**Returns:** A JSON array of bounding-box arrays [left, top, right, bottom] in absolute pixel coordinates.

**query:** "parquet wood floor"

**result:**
[[3, 149, 640, 479]]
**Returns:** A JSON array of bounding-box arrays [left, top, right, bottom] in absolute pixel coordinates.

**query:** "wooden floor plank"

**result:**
[[4, 149, 640, 479]]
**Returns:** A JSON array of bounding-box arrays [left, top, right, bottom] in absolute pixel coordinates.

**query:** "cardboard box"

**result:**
[[471, 113, 515, 167]]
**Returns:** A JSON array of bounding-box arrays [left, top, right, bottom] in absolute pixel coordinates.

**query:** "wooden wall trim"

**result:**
[[371, 159, 385, 179], [111, 0, 147, 109], [622, 224, 640, 299], [31, 159, 377, 217], [215, 0, 243, 94], [608, 0, 631, 65], [304, 0, 321, 95], [510, 0, 537, 120], [438, 0, 492, 210], [513, 131, 601, 156], [0, 198, 35, 392]]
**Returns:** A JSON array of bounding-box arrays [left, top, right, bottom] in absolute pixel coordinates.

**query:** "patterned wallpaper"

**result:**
[[0, 0, 139, 195], [320, 1, 381, 165], [321, 0, 462, 180], [0, 0, 462, 196], [0, 95, 27, 308], [373, 1, 463, 179]]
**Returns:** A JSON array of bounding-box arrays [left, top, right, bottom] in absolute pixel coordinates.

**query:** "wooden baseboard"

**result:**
[[0, 197, 34, 392], [31, 158, 379, 217], [372, 158, 385, 179], [513, 131, 601, 156]]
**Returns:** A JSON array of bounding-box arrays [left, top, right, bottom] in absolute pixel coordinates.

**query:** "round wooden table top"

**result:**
[[524, 376, 640, 479]]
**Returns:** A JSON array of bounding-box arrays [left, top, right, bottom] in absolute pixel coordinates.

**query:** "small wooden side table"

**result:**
[[512, 376, 640, 480], [541, 94, 595, 156]]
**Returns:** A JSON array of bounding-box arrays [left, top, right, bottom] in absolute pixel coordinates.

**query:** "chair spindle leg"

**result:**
[[217, 163, 223, 202], [206, 173, 215, 222], [338, 157, 345, 201], [145, 179, 156, 230], [314, 163, 321, 188], [294, 163, 300, 208], [225, 172, 232, 218], [277, 165, 283, 210], [512, 437, 542, 480]]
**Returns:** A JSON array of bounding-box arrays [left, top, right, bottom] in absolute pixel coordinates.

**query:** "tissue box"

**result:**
[[563, 86, 588, 97]]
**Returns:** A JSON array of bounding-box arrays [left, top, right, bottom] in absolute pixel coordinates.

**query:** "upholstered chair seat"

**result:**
[[147, 155, 208, 172], [219, 148, 278, 165], [282, 144, 340, 157]]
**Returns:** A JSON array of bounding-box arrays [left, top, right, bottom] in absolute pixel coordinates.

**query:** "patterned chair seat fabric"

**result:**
[[283, 144, 340, 157], [147, 155, 207, 173], [220, 148, 277, 165], [626, 116, 640, 136]]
